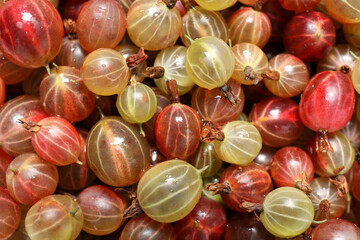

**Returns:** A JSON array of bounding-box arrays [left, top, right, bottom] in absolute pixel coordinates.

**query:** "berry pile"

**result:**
[[1, 0, 360, 239]]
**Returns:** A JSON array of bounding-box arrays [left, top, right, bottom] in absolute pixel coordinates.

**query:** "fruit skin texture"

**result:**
[[0, 187, 21, 240], [137, 160, 203, 223], [77, 0, 127, 52], [299, 71, 355, 133], [155, 103, 201, 160], [312, 218, 360, 240], [6, 153, 59, 205], [279, 0, 321, 13], [32, 117, 81, 166], [283, 11, 336, 62], [0, 0, 64, 68], [174, 196, 227, 240], [0, 76, 4, 106]]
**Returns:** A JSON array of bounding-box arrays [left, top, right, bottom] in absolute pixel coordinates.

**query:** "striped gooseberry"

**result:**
[[306, 131, 355, 177], [6, 153, 58, 205], [195, 0, 236, 11], [260, 187, 314, 238], [153, 45, 194, 96], [174, 196, 227, 240], [283, 11, 336, 62], [185, 36, 235, 90], [19, 117, 81, 166], [80, 48, 131, 96], [0, 148, 12, 188], [77, 185, 126, 236], [0, 0, 64, 68], [0, 187, 21, 240], [300, 71, 355, 152], [86, 116, 150, 187], [0, 95, 48, 157], [324, 0, 360, 24], [249, 97, 304, 148], [231, 43, 268, 85], [343, 22, 360, 48], [25, 195, 83, 240], [0, 51, 33, 85], [155, 80, 201, 160], [206, 163, 273, 212], [229, 7, 271, 48], [310, 177, 347, 222], [77, 0, 126, 52], [341, 115, 360, 148], [252, 145, 277, 171], [191, 79, 245, 126], [213, 121, 262, 165], [53, 35, 87, 70], [40, 66, 96, 123], [137, 160, 203, 223], [181, 6, 228, 47], [270, 146, 314, 193], [127, 0, 182, 51], [278, 0, 321, 12], [311, 218, 360, 239], [263, 53, 309, 98], [120, 213, 176, 240]]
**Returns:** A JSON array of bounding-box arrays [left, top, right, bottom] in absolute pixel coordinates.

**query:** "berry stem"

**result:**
[[45, 64, 51, 75], [52, 62, 59, 71], [8, 168, 18, 174], [315, 130, 333, 153], [138, 123, 146, 137], [205, 182, 231, 195], [162, 0, 177, 9], [97, 106, 105, 119], [261, 70, 280, 81], [166, 80, 180, 104], [70, 206, 80, 217], [340, 65, 351, 74], [200, 121, 225, 143], [244, 66, 260, 84], [126, 47, 148, 68], [241, 201, 264, 213], [143, 66, 165, 79], [185, 35, 195, 45], [294, 172, 312, 195], [312, 219, 327, 224], [350, 50, 360, 61], [220, 83, 241, 106], [17, 118, 42, 133], [319, 199, 331, 212], [63, 19, 77, 40]]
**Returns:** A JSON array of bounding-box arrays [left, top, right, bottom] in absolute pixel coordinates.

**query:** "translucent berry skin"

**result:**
[[229, 7, 272, 48], [249, 97, 304, 148], [325, 0, 360, 24], [283, 12, 336, 62], [181, 6, 229, 47], [57, 129, 96, 191], [62, 0, 88, 20], [220, 164, 273, 212], [352, 169, 360, 201], [317, 44, 360, 77], [77, 0, 126, 52], [224, 212, 275, 240], [351, 59, 360, 94], [299, 71, 355, 133], [120, 214, 176, 240], [310, 177, 347, 222], [137, 160, 203, 223], [40, 66, 96, 123], [214, 121, 262, 165], [195, 0, 237, 11], [154, 46, 194, 96], [33, 117, 81, 166], [232, 43, 268, 85], [25, 195, 84, 240], [0, 76, 4, 106], [264, 53, 309, 98], [343, 23, 360, 48], [127, 0, 182, 51], [0, 51, 33, 85], [0, 95, 48, 157], [6, 153, 58, 205], [306, 132, 355, 177], [81, 48, 131, 96], [253, 145, 277, 171], [185, 36, 235, 90], [341, 115, 360, 148], [279, 0, 321, 12], [86, 116, 150, 187], [155, 103, 201, 160], [191, 79, 244, 126], [270, 146, 314, 188], [54, 37, 88, 69], [174, 196, 227, 240], [312, 218, 360, 240], [260, 187, 314, 238], [0, 148, 12, 188], [77, 185, 126, 236], [0, 0, 64, 68], [0, 187, 21, 240]]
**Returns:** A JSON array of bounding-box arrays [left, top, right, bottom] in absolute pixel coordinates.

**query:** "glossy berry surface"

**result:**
[[299, 71, 355, 133], [174, 196, 227, 240], [0, 0, 64, 68], [32, 117, 81, 166], [325, 0, 360, 24], [249, 97, 304, 147], [54, 37, 88, 69], [279, 0, 321, 12], [0, 76, 4, 106], [0, 51, 33, 85], [0, 95, 48, 157], [312, 218, 360, 239], [120, 214, 176, 240], [283, 11, 336, 62], [0, 187, 21, 240], [77, 0, 127, 52], [0, 148, 12, 188]]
